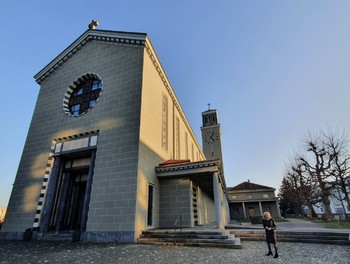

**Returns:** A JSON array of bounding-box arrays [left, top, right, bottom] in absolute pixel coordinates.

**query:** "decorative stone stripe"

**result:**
[[32, 130, 99, 230], [62, 73, 103, 117], [32, 140, 56, 229]]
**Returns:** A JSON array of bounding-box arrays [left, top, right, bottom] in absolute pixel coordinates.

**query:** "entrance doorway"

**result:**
[[64, 172, 87, 230], [49, 157, 91, 232], [248, 207, 255, 216]]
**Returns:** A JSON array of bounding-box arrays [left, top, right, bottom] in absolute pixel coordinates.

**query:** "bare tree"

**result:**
[[291, 162, 319, 219], [279, 158, 319, 219], [325, 130, 350, 221], [281, 130, 350, 221], [299, 132, 333, 220]]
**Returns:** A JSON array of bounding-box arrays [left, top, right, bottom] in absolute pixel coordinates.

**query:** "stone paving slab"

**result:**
[[0, 240, 349, 264]]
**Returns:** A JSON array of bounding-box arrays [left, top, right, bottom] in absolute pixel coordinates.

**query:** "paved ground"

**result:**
[[0, 240, 349, 264], [0, 218, 349, 264]]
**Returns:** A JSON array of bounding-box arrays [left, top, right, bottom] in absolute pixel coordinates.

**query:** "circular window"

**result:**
[[63, 73, 103, 117]]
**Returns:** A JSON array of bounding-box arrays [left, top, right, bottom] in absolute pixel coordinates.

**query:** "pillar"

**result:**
[[276, 201, 281, 218], [224, 194, 230, 223], [213, 172, 224, 229], [242, 202, 247, 219], [259, 201, 263, 216]]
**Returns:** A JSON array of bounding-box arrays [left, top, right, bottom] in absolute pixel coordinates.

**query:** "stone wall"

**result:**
[[159, 178, 192, 228]]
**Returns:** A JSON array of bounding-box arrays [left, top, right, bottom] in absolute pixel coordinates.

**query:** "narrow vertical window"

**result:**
[[185, 132, 189, 159], [191, 143, 194, 162], [161, 94, 168, 150], [147, 184, 154, 226], [175, 117, 180, 159]]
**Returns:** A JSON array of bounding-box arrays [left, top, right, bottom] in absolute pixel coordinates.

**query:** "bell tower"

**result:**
[[200, 107, 223, 162]]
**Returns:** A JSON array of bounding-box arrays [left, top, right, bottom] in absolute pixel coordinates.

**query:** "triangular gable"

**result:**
[[34, 29, 147, 84], [228, 181, 275, 191]]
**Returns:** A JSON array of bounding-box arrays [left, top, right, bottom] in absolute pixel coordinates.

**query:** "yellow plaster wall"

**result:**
[[134, 40, 205, 240]]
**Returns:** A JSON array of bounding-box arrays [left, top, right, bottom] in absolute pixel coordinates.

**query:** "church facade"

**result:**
[[1, 25, 229, 243]]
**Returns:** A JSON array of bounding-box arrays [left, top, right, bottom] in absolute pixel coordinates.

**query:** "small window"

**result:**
[[264, 206, 271, 212], [319, 205, 324, 213]]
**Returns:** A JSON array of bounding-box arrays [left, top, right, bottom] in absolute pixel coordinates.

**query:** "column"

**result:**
[[213, 172, 224, 229], [242, 202, 247, 219], [259, 201, 263, 216], [80, 150, 96, 232], [39, 156, 61, 233], [276, 201, 282, 218], [224, 194, 230, 223]]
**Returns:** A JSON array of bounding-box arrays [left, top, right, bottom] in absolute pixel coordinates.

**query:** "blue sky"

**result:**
[[1, 1, 350, 207]]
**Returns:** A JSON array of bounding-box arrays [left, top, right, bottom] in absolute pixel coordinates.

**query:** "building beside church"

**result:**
[[227, 181, 281, 220], [0, 208, 6, 224], [0, 23, 229, 243]]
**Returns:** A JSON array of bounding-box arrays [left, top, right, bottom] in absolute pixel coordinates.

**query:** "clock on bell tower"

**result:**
[[200, 107, 223, 162]]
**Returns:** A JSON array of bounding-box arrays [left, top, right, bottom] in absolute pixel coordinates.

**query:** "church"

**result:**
[[0, 22, 230, 243]]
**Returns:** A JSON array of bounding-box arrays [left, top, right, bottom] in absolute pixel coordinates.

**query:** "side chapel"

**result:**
[[0, 22, 229, 243]]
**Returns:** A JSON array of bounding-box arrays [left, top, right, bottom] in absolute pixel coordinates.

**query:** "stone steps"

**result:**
[[37, 231, 81, 242], [138, 230, 242, 249], [229, 230, 350, 245]]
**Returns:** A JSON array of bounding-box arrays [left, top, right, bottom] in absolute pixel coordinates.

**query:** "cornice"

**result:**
[[144, 38, 205, 160], [155, 159, 220, 174], [34, 29, 147, 85]]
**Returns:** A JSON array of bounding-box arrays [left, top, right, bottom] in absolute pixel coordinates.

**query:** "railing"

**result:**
[[174, 215, 182, 244]]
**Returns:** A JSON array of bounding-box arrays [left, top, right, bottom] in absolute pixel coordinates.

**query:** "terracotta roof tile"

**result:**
[[158, 159, 191, 167]]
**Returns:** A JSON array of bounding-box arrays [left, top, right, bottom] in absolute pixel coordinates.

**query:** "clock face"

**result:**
[[204, 131, 219, 143]]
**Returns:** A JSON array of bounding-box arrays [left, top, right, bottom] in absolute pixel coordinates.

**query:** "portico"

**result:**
[[155, 159, 229, 229]]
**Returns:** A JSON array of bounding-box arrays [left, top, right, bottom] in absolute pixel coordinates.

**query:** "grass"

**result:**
[[321, 221, 350, 229], [234, 217, 350, 229], [276, 218, 290, 222]]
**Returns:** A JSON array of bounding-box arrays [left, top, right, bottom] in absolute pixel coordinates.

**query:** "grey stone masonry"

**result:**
[[159, 178, 192, 228], [2, 36, 145, 240]]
